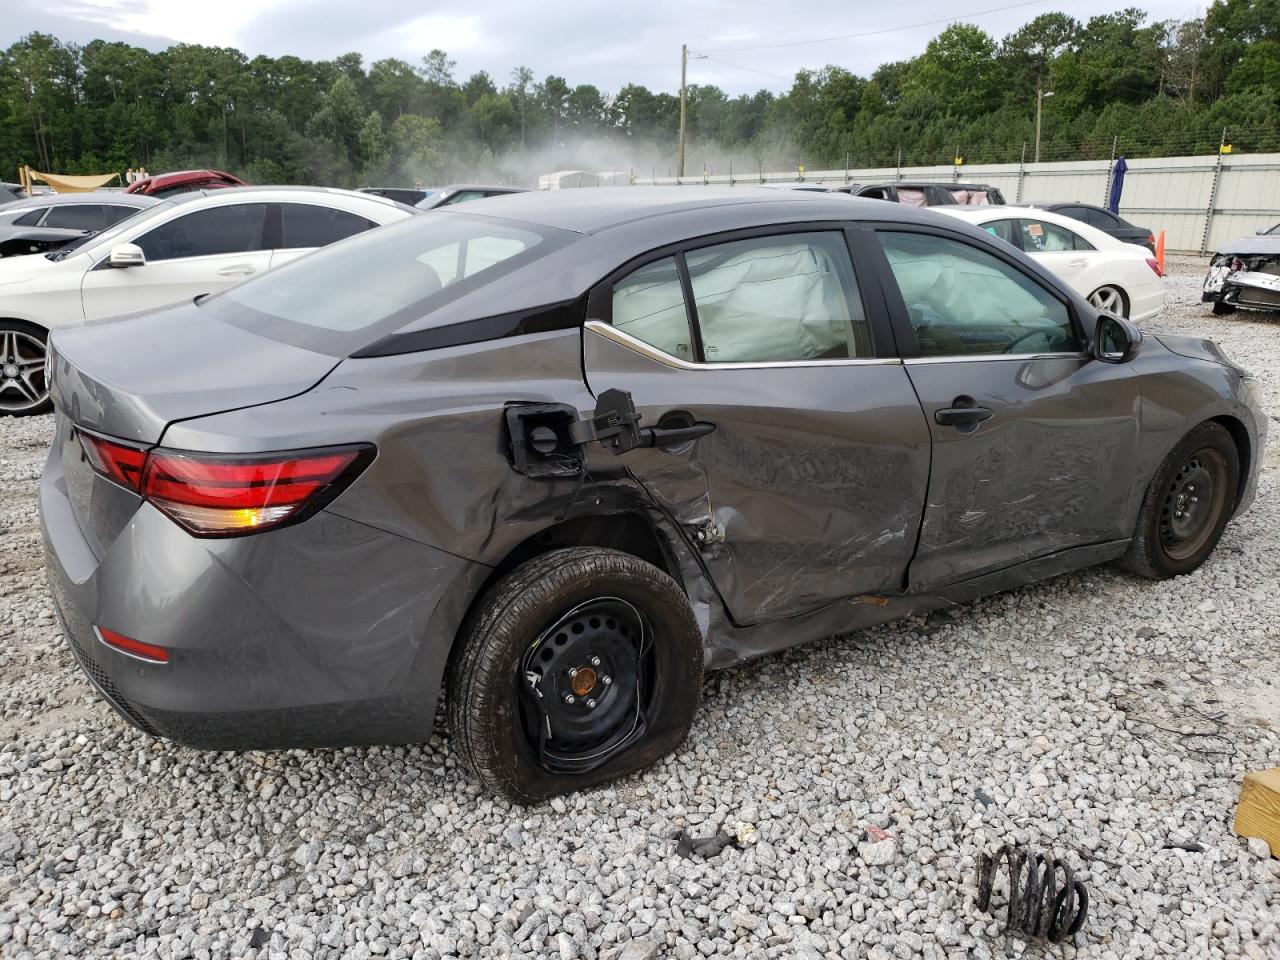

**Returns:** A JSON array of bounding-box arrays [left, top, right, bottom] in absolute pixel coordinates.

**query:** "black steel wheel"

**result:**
[[447, 547, 702, 803], [1123, 422, 1240, 579]]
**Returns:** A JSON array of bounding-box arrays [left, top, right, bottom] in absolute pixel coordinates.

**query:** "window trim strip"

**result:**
[[585, 319, 903, 370]]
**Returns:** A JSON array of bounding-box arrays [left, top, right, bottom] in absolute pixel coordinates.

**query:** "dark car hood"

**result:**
[[1213, 235, 1280, 256], [1153, 334, 1247, 374], [50, 301, 340, 444], [0, 223, 88, 247]]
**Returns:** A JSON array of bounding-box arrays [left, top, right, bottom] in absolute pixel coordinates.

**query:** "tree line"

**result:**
[[1, 0, 1277, 189]]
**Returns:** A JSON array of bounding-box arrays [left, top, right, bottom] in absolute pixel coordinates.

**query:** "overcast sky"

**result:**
[[5, 0, 1206, 95]]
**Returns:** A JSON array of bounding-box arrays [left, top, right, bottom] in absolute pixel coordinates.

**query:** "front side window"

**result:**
[[279, 203, 376, 249], [610, 257, 694, 360], [44, 205, 108, 230], [1016, 218, 1093, 253], [136, 203, 269, 262], [878, 231, 1079, 357], [102, 204, 140, 227], [686, 232, 871, 362]]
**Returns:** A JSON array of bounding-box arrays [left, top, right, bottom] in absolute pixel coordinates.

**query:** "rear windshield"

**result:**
[[208, 212, 573, 355]]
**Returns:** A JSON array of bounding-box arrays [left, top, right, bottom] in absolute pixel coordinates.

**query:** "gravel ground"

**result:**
[[1, 255, 1278, 960]]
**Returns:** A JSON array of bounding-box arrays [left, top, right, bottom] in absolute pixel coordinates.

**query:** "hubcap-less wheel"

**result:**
[[0, 328, 48, 414], [1088, 286, 1127, 317], [519, 597, 652, 774], [1159, 449, 1228, 561]]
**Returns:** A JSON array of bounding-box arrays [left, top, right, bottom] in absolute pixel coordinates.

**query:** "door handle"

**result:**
[[934, 396, 993, 433], [1069, 258, 1088, 268], [217, 264, 256, 277]]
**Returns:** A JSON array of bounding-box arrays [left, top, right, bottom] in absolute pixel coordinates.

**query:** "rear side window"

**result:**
[[1016, 218, 1094, 252], [686, 232, 871, 362], [878, 231, 1078, 357], [102, 205, 140, 226], [1081, 207, 1119, 229], [14, 208, 45, 226], [441, 191, 488, 206], [279, 203, 376, 249], [43, 205, 108, 230], [136, 204, 269, 261], [611, 257, 694, 360]]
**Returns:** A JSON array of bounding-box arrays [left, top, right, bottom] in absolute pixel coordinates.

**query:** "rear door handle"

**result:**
[[934, 397, 993, 433], [1069, 258, 1088, 268], [217, 264, 256, 277]]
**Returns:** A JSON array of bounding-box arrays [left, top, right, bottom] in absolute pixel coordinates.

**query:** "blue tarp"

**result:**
[[1108, 156, 1127, 213]]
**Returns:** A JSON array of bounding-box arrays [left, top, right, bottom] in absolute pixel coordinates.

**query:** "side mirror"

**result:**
[[1093, 313, 1142, 363], [108, 243, 145, 268]]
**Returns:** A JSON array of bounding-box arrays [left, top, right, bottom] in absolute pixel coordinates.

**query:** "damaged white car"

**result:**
[[1202, 224, 1280, 316]]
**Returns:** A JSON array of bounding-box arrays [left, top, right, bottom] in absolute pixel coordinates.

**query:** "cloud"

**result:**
[[4, 0, 1202, 95]]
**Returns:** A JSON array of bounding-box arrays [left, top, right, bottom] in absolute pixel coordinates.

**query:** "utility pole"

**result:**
[[1034, 82, 1054, 163], [677, 46, 706, 180], [678, 45, 688, 179]]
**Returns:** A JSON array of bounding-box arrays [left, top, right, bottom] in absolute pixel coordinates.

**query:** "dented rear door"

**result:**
[[582, 227, 931, 627]]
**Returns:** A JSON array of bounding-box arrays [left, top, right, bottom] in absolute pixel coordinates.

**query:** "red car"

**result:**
[[125, 169, 246, 198]]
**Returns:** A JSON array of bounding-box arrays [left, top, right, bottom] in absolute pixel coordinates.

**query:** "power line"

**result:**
[[698, 56, 792, 82], [702, 0, 1050, 54]]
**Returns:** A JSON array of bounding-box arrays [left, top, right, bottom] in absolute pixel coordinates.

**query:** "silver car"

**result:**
[[41, 189, 1265, 802]]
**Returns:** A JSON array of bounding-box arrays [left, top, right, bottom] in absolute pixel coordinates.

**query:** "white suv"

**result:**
[[0, 187, 415, 415]]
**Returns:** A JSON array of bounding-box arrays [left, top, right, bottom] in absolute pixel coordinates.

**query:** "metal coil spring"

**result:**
[[975, 844, 1088, 943]]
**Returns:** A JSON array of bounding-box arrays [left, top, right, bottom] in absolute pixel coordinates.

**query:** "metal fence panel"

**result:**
[[631, 152, 1280, 254]]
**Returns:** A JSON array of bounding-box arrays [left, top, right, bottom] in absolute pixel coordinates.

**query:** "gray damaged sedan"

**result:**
[[41, 189, 1265, 801]]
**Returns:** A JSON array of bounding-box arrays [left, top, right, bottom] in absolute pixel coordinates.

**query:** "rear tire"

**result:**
[[447, 547, 703, 803], [1088, 285, 1129, 318], [1121, 422, 1239, 579], [0, 320, 51, 417], [1211, 300, 1236, 316]]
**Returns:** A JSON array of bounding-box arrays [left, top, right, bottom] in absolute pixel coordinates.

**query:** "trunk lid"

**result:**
[[49, 300, 339, 445], [49, 300, 339, 557]]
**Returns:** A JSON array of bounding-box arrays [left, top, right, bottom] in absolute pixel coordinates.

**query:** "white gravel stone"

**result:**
[[1, 257, 1277, 959]]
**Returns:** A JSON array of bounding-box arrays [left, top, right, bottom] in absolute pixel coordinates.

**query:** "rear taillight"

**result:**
[[78, 431, 147, 489], [1145, 258, 1163, 277], [77, 429, 373, 537]]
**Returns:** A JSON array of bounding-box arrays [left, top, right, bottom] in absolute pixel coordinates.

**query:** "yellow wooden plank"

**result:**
[[1234, 768, 1280, 858]]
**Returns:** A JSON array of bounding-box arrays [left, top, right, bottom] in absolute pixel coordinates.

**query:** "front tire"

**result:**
[[447, 547, 703, 803], [1211, 300, 1236, 316], [1122, 422, 1239, 579], [0, 320, 51, 416]]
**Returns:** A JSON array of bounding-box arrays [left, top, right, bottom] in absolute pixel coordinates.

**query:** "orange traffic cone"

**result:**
[[1155, 230, 1166, 276]]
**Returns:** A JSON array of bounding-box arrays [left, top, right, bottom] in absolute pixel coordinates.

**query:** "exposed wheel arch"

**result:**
[[1209, 414, 1252, 511], [488, 512, 680, 589]]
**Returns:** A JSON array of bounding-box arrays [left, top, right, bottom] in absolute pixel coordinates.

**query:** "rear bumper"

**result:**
[[40, 445, 490, 750]]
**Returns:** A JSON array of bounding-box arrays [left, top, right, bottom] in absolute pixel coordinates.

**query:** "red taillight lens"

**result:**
[[1146, 258, 1163, 277], [77, 429, 373, 537], [96, 626, 169, 663], [140, 446, 373, 536], [78, 431, 147, 490]]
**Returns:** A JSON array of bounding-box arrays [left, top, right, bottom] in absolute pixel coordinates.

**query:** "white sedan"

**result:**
[[938, 206, 1165, 323], [0, 187, 415, 415]]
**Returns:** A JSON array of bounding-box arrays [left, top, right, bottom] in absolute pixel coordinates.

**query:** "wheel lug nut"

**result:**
[[590, 656, 601, 667], [586, 699, 596, 709], [564, 694, 575, 704], [568, 667, 578, 678], [602, 675, 612, 686]]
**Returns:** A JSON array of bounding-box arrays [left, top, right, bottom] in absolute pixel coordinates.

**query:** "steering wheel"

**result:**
[[1004, 328, 1055, 354]]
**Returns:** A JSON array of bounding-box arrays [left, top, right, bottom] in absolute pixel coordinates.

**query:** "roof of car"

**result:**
[[448, 186, 936, 235], [440, 185, 527, 193], [2, 191, 159, 209], [165, 185, 416, 210]]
